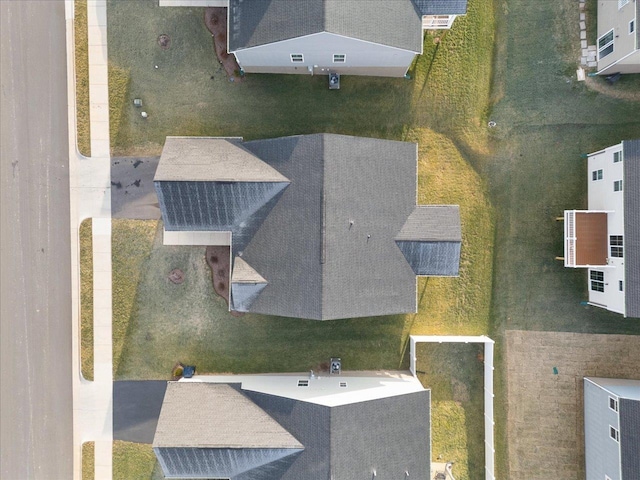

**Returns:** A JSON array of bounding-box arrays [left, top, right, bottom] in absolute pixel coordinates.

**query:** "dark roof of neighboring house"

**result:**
[[228, 0, 424, 52], [240, 134, 419, 320], [620, 398, 640, 479], [623, 139, 640, 317], [243, 388, 431, 480], [413, 0, 468, 15]]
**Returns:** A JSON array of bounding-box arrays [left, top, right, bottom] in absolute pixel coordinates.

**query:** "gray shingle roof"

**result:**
[[623, 139, 640, 318], [245, 388, 431, 480], [413, 0, 468, 15], [154, 137, 289, 183], [620, 398, 640, 480], [395, 206, 461, 276], [396, 205, 461, 241], [228, 0, 423, 52], [153, 382, 303, 449], [155, 134, 462, 320], [240, 134, 420, 320], [231, 258, 268, 312]]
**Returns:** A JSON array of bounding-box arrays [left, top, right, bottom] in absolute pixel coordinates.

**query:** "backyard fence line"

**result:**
[[409, 335, 496, 480]]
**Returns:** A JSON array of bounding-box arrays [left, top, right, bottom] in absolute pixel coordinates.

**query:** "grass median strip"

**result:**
[[80, 218, 93, 380], [74, 0, 90, 156], [82, 442, 94, 480]]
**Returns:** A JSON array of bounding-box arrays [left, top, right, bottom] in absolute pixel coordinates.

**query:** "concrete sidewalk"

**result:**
[[66, 0, 114, 479]]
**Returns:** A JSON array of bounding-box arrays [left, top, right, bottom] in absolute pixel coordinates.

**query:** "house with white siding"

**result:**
[[563, 139, 640, 318], [153, 372, 431, 479], [160, 0, 468, 77], [583, 377, 640, 480], [596, 0, 640, 75]]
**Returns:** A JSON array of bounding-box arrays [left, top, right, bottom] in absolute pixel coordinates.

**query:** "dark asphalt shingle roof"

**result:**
[[413, 0, 468, 15], [240, 134, 420, 320], [245, 388, 431, 480], [228, 0, 423, 52], [620, 398, 640, 479], [623, 139, 640, 318]]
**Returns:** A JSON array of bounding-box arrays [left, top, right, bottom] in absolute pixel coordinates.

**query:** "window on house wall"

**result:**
[[333, 54, 346, 63], [297, 379, 309, 386], [630, 19, 635, 34], [613, 151, 622, 163], [619, 0, 629, 8], [619, 280, 624, 291], [592, 169, 603, 181], [610, 426, 619, 442], [610, 235, 623, 258], [598, 30, 614, 59], [609, 396, 618, 412], [590, 271, 604, 292], [614, 180, 623, 191], [290, 54, 304, 63]]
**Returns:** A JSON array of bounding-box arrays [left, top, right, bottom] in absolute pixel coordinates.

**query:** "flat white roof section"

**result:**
[[410, 335, 495, 480], [585, 377, 640, 400], [181, 371, 425, 407], [162, 229, 231, 246]]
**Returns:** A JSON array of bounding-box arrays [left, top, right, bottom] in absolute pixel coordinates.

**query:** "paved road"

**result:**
[[0, 1, 73, 478], [113, 381, 167, 444]]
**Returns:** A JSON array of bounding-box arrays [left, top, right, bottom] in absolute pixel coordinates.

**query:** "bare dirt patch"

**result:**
[[157, 34, 170, 50], [505, 330, 640, 480], [585, 76, 640, 102]]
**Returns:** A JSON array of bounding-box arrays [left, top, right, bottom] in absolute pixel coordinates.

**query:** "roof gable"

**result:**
[[228, 0, 423, 52]]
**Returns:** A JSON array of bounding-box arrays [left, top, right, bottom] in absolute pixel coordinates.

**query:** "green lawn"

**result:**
[[80, 219, 93, 380], [113, 441, 158, 480], [82, 442, 94, 480], [75, 0, 90, 156], [486, 0, 640, 476]]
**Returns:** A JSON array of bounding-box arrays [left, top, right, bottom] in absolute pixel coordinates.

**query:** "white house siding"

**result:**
[[584, 379, 622, 480], [231, 32, 418, 77], [587, 143, 626, 314], [597, 0, 639, 74]]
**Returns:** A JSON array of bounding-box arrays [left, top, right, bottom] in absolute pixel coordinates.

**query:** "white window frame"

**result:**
[[609, 396, 618, 412], [630, 19, 635, 35], [290, 53, 304, 63], [613, 151, 622, 163], [614, 180, 623, 192], [297, 379, 309, 387], [592, 169, 603, 181], [332, 54, 346, 63], [598, 29, 615, 60], [610, 425, 619, 442], [619, 0, 629, 9], [591, 270, 605, 292], [619, 280, 624, 291]]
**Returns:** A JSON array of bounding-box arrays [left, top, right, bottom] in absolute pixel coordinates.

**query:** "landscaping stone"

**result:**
[[581, 40, 587, 49], [580, 30, 586, 40], [587, 61, 597, 67], [580, 21, 586, 30], [580, 12, 585, 21]]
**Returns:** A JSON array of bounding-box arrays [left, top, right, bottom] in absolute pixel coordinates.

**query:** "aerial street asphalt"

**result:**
[[0, 1, 74, 478]]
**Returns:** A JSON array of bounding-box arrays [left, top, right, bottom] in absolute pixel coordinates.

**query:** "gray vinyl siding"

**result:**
[[597, 0, 639, 74], [233, 32, 417, 77], [154, 446, 302, 479], [155, 180, 288, 253], [584, 379, 622, 480]]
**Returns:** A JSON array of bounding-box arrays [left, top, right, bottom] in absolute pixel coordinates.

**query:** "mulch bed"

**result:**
[[204, 7, 243, 81], [205, 246, 243, 316]]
